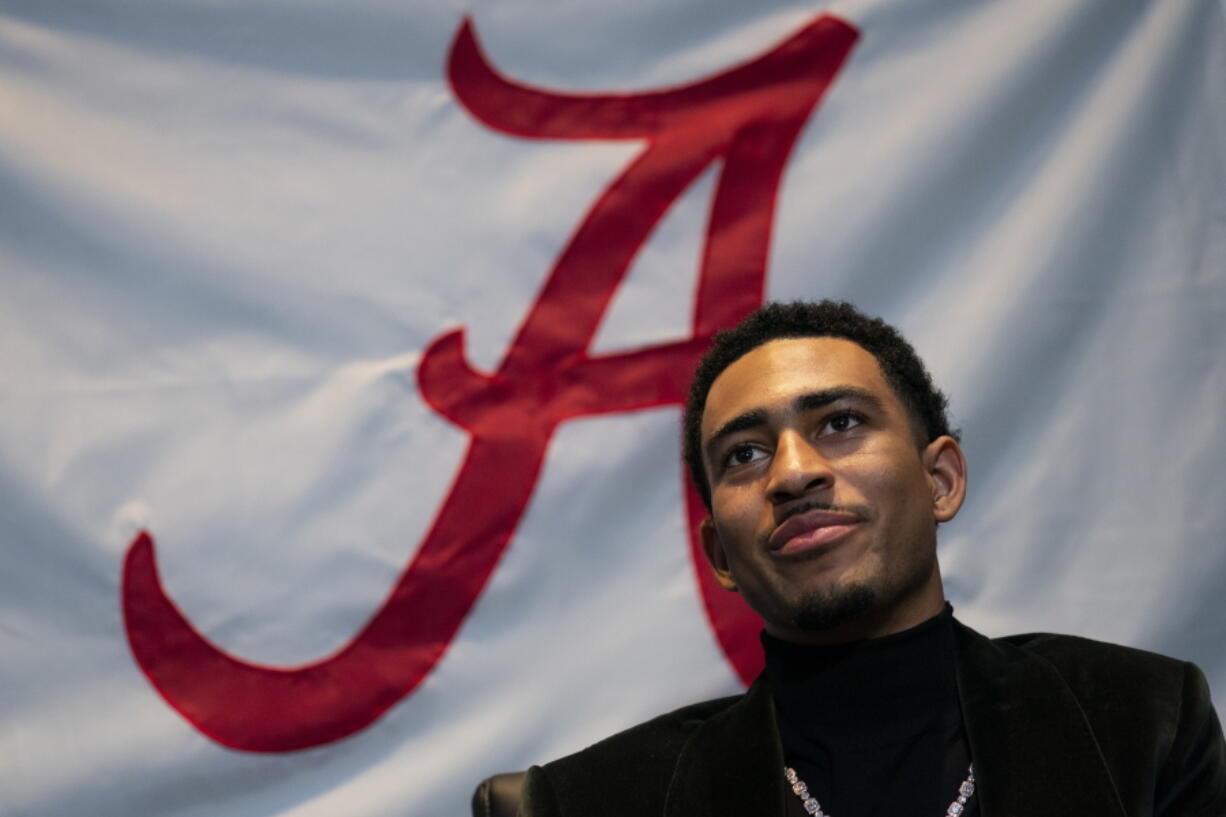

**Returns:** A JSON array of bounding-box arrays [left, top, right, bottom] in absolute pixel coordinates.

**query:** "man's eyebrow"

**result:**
[[704, 409, 768, 462], [794, 386, 884, 414]]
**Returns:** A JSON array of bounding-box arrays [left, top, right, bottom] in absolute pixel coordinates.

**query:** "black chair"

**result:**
[[472, 771, 526, 817]]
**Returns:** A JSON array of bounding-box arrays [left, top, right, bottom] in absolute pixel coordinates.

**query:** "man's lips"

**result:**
[[767, 509, 862, 556]]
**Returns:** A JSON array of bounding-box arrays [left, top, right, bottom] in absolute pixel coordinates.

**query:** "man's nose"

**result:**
[[765, 429, 833, 504]]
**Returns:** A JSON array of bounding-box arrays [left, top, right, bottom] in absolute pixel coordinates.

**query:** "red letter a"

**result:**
[[122, 15, 858, 752]]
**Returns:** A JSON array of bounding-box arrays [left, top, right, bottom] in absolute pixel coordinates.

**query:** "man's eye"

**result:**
[[823, 412, 862, 434], [725, 445, 765, 467]]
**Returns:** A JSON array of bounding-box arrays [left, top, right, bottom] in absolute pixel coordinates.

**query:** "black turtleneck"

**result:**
[[763, 605, 976, 817]]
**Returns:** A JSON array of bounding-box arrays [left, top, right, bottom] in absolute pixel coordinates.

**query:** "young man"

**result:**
[[516, 301, 1226, 817]]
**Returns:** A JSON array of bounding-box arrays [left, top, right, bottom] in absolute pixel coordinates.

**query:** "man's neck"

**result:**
[[765, 584, 948, 646]]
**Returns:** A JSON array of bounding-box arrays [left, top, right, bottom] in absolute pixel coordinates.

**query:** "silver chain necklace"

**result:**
[[784, 763, 975, 816]]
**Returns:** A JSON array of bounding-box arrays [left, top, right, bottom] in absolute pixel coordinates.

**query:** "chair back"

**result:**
[[472, 771, 526, 817]]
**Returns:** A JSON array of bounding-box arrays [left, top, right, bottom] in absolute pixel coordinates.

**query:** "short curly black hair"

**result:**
[[683, 300, 956, 509]]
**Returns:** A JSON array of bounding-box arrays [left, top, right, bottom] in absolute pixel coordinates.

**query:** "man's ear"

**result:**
[[699, 517, 738, 591], [923, 435, 967, 524]]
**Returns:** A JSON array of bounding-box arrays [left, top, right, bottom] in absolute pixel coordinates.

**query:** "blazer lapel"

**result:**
[[955, 621, 1127, 817], [664, 677, 788, 817]]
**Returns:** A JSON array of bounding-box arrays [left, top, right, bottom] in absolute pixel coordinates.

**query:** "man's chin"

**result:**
[[789, 584, 877, 632]]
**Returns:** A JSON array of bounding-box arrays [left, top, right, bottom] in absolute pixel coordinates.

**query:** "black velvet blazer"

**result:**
[[518, 621, 1226, 817]]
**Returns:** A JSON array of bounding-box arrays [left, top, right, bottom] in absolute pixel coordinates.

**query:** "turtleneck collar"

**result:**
[[763, 604, 958, 741], [762, 604, 970, 817]]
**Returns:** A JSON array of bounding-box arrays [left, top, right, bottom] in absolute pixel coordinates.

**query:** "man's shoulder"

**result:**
[[979, 628, 1226, 815], [990, 629, 1194, 696], [977, 628, 1205, 767], [522, 692, 750, 817], [995, 629, 1188, 664], [547, 692, 744, 774]]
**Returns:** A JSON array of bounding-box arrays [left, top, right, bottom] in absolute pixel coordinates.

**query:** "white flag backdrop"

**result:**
[[2, 0, 1223, 815]]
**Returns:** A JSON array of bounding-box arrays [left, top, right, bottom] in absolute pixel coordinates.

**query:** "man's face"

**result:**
[[698, 337, 966, 643]]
